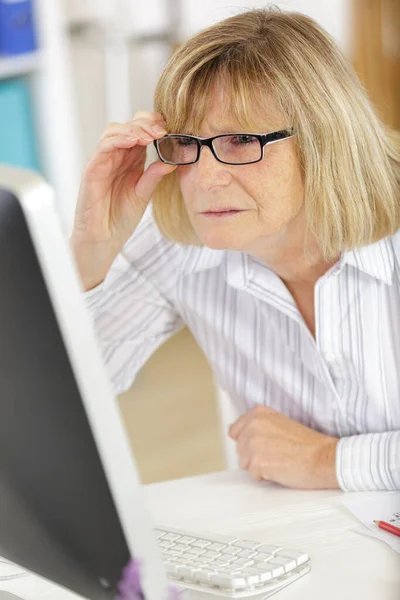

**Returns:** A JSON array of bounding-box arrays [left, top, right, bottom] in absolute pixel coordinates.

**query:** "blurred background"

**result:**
[[0, 0, 398, 484]]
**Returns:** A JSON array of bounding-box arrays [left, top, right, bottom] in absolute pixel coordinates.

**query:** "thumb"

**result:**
[[228, 420, 239, 440], [135, 160, 177, 204]]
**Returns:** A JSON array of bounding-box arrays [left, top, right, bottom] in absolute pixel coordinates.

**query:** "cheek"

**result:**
[[253, 153, 304, 216], [177, 167, 194, 206]]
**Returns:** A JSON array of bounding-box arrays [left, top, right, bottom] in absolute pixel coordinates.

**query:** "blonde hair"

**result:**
[[152, 7, 400, 260]]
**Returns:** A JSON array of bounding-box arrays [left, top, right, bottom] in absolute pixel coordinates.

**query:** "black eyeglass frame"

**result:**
[[153, 128, 295, 166]]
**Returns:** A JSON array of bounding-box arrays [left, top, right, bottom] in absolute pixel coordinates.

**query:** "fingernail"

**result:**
[[153, 125, 167, 135]]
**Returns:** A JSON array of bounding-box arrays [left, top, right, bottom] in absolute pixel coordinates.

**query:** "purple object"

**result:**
[[116, 559, 144, 600], [116, 558, 181, 600]]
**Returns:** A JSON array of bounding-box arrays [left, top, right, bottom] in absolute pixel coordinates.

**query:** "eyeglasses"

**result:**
[[153, 128, 295, 166]]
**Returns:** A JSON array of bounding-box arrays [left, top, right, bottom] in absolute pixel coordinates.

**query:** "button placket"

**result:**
[[314, 274, 347, 414]]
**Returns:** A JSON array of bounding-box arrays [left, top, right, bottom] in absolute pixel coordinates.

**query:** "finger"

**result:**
[[133, 110, 166, 123], [96, 134, 142, 154], [129, 117, 167, 134], [135, 160, 177, 205], [239, 452, 250, 471], [228, 411, 255, 440], [230, 404, 276, 440], [104, 114, 166, 135], [103, 122, 167, 142], [237, 439, 250, 471], [236, 435, 250, 470], [249, 461, 263, 482]]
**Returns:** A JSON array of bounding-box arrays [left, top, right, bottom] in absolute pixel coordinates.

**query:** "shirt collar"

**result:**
[[339, 235, 395, 285], [181, 245, 226, 277], [181, 232, 398, 285]]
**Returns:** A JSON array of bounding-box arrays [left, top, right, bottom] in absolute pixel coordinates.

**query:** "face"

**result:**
[[177, 83, 305, 259]]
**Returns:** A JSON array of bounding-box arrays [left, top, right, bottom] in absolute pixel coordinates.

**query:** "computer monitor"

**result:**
[[0, 166, 169, 600]]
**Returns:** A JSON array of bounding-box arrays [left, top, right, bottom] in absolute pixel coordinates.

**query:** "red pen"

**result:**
[[373, 520, 400, 537]]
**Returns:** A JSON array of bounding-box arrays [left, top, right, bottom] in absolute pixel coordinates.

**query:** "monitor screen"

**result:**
[[0, 186, 130, 600]]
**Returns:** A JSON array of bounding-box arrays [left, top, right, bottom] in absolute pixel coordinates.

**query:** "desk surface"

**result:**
[[1, 470, 400, 599]]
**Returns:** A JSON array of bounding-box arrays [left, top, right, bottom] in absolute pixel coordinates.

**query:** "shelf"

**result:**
[[0, 52, 42, 80]]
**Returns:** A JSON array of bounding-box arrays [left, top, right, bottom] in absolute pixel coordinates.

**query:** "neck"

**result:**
[[248, 212, 338, 288]]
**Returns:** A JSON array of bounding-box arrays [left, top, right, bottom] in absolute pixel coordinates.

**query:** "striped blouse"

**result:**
[[84, 208, 400, 492]]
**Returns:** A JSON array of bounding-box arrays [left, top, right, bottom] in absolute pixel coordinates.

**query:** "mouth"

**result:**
[[200, 209, 247, 219]]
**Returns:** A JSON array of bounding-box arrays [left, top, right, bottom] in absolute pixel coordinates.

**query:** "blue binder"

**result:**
[[0, 0, 37, 55], [0, 77, 40, 171]]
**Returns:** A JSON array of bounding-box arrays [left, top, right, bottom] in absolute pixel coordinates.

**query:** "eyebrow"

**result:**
[[195, 125, 279, 136], [208, 127, 242, 134]]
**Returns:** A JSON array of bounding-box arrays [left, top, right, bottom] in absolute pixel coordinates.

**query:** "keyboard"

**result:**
[[155, 526, 311, 597]]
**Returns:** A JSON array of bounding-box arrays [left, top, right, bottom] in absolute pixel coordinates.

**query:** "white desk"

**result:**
[[1, 470, 399, 599]]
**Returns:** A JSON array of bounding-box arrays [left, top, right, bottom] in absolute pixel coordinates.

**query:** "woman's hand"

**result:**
[[70, 110, 176, 290], [229, 405, 339, 489]]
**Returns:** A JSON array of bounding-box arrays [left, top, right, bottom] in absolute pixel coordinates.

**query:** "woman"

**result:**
[[70, 8, 400, 492]]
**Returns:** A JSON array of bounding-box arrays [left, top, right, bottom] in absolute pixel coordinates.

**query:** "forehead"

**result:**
[[197, 80, 284, 136]]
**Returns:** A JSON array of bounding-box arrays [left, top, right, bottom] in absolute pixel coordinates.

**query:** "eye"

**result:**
[[176, 136, 197, 147], [230, 135, 257, 145]]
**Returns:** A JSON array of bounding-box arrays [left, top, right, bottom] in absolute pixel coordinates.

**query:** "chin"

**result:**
[[196, 227, 246, 251]]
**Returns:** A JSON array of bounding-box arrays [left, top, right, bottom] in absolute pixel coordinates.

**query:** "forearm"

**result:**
[[336, 431, 400, 491], [70, 234, 120, 292]]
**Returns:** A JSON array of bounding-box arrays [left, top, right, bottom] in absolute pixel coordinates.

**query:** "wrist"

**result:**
[[69, 235, 115, 292], [313, 436, 339, 489]]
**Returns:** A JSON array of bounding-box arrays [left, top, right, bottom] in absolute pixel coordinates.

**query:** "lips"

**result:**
[[200, 208, 243, 214], [199, 208, 246, 219]]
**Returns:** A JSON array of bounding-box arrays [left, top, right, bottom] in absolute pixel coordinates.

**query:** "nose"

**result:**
[[194, 145, 232, 190]]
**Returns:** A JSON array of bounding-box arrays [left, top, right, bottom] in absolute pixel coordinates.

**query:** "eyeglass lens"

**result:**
[[157, 134, 262, 164]]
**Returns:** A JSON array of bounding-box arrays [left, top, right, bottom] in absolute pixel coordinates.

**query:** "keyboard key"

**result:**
[[237, 549, 257, 559], [241, 571, 260, 585], [210, 572, 247, 590], [233, 540, 262, 550], [202, 550, 222, 559], [173, 544, 190, 552], [208, 542, 227, 551], [230, 558, 255, 568], [258, 544, 282, 555], [163, 533, 181, 542], [155, 530, 166, 539], [177, 565, 201, 581], [164, 550, 181, 558], [186, 547, 205, 556], [179, 536, 196, 544], [209, 534, 239, 544], [164, 562, 179, 576], [194, 570, 214, 583], [192, 539, 212, 549], [181, 552, 199, 563], [253, 552, 274, 563], [222, 546, 241, 556], [191, 556, 210, 563], [263, 563, 285, 578], [168, 558, 188, 566], [276, 549, 309, 566], [268, 557, 297, 573], [212, 559, 230, 568], [249, 566, 273, 583], [159, 540, 174, 549]]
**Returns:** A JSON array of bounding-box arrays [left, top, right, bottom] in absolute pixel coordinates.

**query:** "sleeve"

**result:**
[[336, 431, 400, 491], [82, 216, 185, 395]]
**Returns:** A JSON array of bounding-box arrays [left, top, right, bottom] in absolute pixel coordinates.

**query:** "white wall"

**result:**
[[179, 1, 350, 52], [65, 0, 350, 166]]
